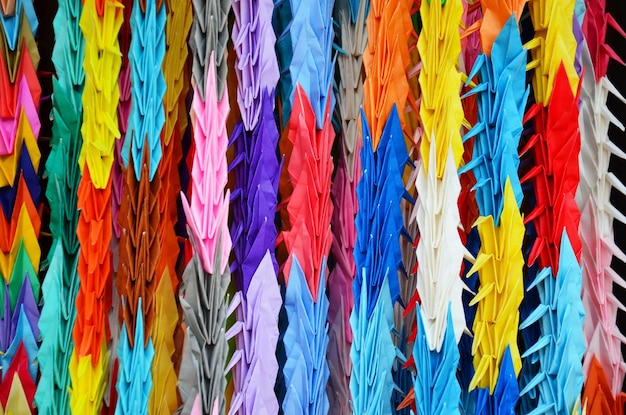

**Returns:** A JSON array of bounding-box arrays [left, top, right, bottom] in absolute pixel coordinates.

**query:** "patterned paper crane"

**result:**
[[0, 1, 41, 413]]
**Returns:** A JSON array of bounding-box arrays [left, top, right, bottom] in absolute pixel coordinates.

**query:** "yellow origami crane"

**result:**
[[468, 180, 525, 391], [527, 0, 578, 104], [418, 0, 465, 177], [148, 270, 180, 415], [1, 374, 30, 415], [0, 203, 40, 282], [0, 109, 39, 188], [69, 337, 110, 415], [78, 0, 124, 189]]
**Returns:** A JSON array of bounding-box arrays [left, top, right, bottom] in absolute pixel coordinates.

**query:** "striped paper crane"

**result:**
[[0, 1, 41, 414], [179, 0, 232, 412], [274, 0, 335, 412], [327, 0, 368, 412], [578, 0, 626, 408], [36, 0, 84, 413], [412, 0, 467, 411], [460, 3, 528, 410], [227, 0, 281, 411], [520, 0, 584, 411], [69, 0, 123, 412]]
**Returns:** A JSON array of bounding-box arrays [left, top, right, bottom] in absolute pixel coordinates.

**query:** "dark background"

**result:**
[[607, 0, 626, 393]]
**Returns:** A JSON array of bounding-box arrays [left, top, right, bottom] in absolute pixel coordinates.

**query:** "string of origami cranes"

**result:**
[[1, 0, 626, 414]]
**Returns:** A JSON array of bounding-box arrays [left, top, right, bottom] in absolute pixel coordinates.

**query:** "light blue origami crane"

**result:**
[[350, 105, 409, 414], [461, 16, 529, 224], [122, 0, 166, 181], [350, 271, 397, 415], [282, 255, 330, 415], [115, 298, 155, 415], [519, 231, 586, 415], [413, 304, 461, 415]]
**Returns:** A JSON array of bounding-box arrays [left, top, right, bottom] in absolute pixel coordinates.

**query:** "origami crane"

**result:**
[[460, 14, 528, 398], [520, 232, 586, 415], [178, 244, 231, 415], [577, 1, 626, 397], [227, 252, 281, 415], [189, 0, 230, 101], [70, 2, 123, 414], [115, 299, 154, 415], [351, 106, 409, 414]]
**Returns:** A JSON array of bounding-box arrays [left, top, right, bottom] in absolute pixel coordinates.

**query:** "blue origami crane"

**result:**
[[353, 106, 410, 316], [0, 0, 39, 51], [461, 16, 529, 224], [350, 105, 409, 414], [474, 346, 519, 415], [413, 305, 461, 415], [274, 0, 335, 127], [519, 231, 586, 415], [282, 255, 330, 415], [115, 298, 155, 415], [122, 0, 166, 181]]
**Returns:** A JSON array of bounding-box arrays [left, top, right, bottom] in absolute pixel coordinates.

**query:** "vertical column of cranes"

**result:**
[[0, 1, 40, 413]]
